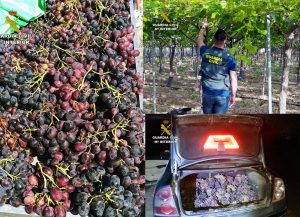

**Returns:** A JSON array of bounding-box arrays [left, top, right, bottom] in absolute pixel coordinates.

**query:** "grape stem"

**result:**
[[95, 35, 109, 42], [33, 43, 50, 59], [99, 14, 116, 36], [39, 103, 60, 127], [56, 50, 68, 70], [79, 35, 91, 47], [28, 69, 47, 89], [0, 158, 19, 181], [86, 119, 128, 151], [55, 164, 73, 180], [120, 159, 126, 166], [99, 79, 124, 106], [0, 157, 14, 164], [37, 161, 59, 189], [53, 44, 76, 59], [93, 103, 96, 116], [112, 119, 129, 150], [26, 69, 47, 98], [23, 128, 37, 136], [76, 63, 95, 91], [87, 187, 116, 204], [34, 193, 55, 206], [11, 56, 22, 71], [95, 0, 106, 15], [53, 44, 86, 59], [65, 0, 83, 26]]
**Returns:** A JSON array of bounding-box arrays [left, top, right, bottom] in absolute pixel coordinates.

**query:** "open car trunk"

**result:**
[[180, 168, 269, 212]]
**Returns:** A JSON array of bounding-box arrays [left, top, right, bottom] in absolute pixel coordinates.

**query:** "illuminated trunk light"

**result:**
[[204, 135, 239, 150]]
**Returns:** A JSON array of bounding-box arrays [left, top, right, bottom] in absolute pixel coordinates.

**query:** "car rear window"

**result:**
[[177, 123, 260, 160]]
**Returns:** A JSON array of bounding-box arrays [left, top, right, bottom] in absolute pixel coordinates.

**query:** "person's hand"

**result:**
[[230, 94, 236, 107], [202, 17, 209, 29]]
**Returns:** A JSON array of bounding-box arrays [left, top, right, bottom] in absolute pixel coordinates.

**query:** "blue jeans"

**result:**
[[202, 94, 230, 114]]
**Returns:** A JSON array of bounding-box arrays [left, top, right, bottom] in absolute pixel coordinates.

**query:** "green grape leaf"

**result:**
[[245, 39, 258, 54], [235, 54, 251, 65]]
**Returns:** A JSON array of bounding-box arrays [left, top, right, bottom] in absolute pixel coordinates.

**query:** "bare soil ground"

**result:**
[[143, 57, 300, 114]]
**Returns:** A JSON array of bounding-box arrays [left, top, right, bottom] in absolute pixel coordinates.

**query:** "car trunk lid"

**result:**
[[170, 115, 264, 172]]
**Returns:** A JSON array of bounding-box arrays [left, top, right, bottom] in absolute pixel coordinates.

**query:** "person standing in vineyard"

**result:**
[[198, 18, 238, 114]]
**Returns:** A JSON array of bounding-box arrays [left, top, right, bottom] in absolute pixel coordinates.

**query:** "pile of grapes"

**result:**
[[194, 174, 258, 208], [0, 0, 144, 217]]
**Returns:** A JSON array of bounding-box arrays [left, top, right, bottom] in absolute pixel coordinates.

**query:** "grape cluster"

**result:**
[[194, 174, 258, 208], [0, 144, 34, 208], [0, 0, 144, 216], [0, 70, 56, 112]]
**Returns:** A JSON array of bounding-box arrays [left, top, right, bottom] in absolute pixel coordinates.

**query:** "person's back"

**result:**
[[197, 21, 238, 114], [200, 46, 234, 94]]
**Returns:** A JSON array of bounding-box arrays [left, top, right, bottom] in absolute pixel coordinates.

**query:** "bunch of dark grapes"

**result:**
[[0, 0, 144, 216], [0, 144, 35, 208], [0, 69, 56, 112]]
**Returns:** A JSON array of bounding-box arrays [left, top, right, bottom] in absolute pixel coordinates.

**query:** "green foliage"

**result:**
[[187, 89, 199, 101], [144, 0, 300, 60], [273, 64, 283, 75], [236, 54, 251, 65], [294, 41, 300, 48], [229, 43, 240, 55]]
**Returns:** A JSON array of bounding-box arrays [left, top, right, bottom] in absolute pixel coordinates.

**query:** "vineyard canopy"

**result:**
[[144, 0, 300, 62]]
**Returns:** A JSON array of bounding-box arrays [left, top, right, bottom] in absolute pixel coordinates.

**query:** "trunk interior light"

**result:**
[[154, 186, 179, 216], [204, 135, 239, 151], [273, 177, 285, 202]]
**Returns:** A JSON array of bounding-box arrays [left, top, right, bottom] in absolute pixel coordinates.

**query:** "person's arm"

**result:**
[[229, 70, 238, 107], [197, 17, 208, 47], [197, 29, 206, 47]]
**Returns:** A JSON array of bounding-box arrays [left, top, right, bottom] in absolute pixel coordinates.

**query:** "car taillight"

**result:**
[[272, 177, 285, 202], [204, 135, 239, 150], [154, 186, 179, 216]]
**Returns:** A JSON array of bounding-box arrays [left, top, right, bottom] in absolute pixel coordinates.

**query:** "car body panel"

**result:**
[[153, 115, 287, 217], [154, 162, 287, 217], [170, 115, 265, 172]]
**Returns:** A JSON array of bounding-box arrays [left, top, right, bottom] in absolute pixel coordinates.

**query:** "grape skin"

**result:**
[[194, 174, 258, 208], [0, 0, 144, 216]]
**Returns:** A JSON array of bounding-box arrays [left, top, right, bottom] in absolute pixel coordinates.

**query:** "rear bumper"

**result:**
[[270, 208, 287, 217], [154, 200, 287, 217]]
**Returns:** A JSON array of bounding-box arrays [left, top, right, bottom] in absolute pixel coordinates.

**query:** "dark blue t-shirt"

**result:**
[[200, 45, 237, 96]]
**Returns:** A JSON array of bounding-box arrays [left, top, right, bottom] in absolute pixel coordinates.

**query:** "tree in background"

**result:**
[[144, 0, 300, 113]]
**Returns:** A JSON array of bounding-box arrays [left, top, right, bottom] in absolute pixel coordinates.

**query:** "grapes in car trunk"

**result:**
[[180, 168, 268, 211]]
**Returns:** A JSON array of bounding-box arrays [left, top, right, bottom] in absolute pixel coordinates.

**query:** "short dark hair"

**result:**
[[214, 29, 227, 42]]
